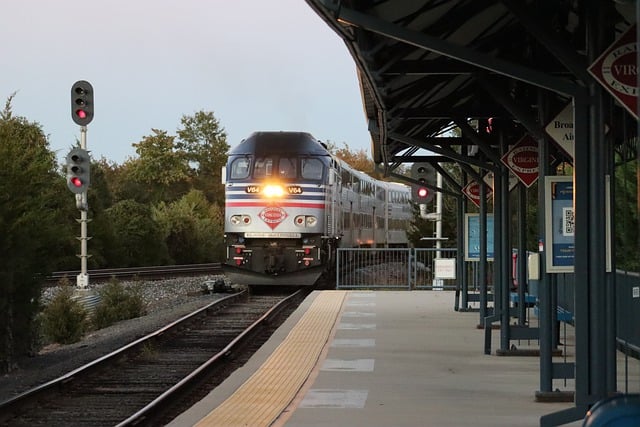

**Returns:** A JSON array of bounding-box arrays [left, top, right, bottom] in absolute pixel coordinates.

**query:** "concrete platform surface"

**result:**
[[171, 291, 585, 427]]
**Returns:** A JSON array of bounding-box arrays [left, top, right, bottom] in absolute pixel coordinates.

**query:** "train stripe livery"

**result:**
[[222, 131, 412, 286]]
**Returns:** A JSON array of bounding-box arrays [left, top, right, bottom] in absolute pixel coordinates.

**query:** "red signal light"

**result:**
[[417, 187, 429, 198], [76, 109, 87, 119], [70, 177, 83, 188]]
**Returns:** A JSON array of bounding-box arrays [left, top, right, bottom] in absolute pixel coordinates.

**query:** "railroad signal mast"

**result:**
[[411, 162, 444, 263], [68, 80, 94, 289]]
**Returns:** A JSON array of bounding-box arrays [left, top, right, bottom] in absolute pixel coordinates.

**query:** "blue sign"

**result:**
[[465, 214, 494, 261], [545, 176, 574, 272]]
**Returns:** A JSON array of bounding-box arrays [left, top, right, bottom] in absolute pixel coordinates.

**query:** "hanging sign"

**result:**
[[545, 103, 574, 161], [500, 135, 539, 188], [462, 180, 493, 208], [588, 24, 637, 119], [483, 171, 520, 192]]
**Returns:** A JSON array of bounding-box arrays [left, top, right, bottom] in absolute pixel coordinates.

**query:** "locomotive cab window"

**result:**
[[254, 157, 274, 178], [230, 157, 251, 179], [301, 158, 324, 180], [278, 157, 297, 179]]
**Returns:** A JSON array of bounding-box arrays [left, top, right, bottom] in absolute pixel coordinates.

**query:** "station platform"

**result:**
[[169, 290, 583, 427]]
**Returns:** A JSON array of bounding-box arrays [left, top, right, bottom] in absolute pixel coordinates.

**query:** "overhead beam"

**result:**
[[391, 155, 456, 163], [385, 129, 497, 172], [500, 0, 590, 83], [454, 119, 502, 165], [395, 107, 507, 120], [330, 5, 581, 97], [390, 172, 459, 198], [476, 75, 546, 140], [383, 59, 573, 77]]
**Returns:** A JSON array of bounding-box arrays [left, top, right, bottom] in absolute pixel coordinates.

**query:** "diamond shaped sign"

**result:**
[[501, 135, 539, 188], [588, 24, 637, 119]]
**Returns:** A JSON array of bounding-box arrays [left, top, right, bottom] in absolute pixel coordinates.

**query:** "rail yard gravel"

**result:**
[[0, 275, 235, 403]]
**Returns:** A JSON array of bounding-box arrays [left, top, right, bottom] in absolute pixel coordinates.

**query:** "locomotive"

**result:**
[[222, 131, 412, 286]]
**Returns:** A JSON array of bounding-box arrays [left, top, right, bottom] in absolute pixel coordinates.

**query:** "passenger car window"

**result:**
[[230, 157, 250, 179], [301, 158, 323, 180]]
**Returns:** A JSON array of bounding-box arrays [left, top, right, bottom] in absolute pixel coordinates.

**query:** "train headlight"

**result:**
[[230, 215, 251, 225], [263, 184, 284, 198]]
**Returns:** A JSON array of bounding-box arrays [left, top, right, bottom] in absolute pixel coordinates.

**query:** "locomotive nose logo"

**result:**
[[259, 207, 288, 230]]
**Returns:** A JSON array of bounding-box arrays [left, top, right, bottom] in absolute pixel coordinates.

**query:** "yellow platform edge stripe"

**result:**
[[196, 290, 347, 427]]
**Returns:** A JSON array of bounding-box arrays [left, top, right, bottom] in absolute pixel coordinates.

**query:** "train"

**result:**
[[222, 131, 413, 286]]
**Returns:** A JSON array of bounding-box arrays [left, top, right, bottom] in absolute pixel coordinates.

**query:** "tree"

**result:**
[[102, 199, 169, 267], [152, 190, 225, 264], [407, 203, 435, 247], [332, 142, 375, 173], [176, 111, 229, 205], [129, 129, 190, 203], [614, 157, 639, 271], [84, 158, 118, 268], [0, 95, 73, 371]]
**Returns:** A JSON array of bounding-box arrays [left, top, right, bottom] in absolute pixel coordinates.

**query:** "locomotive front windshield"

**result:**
[[229, 156, 324, 181]]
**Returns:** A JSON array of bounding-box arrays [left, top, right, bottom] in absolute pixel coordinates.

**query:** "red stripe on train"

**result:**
[[225, 202, 325, 209]]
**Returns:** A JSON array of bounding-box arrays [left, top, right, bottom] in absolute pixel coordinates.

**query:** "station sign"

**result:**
[[545, 103, 574, 161], [483, 171, 520, 192], [588, 24, 637, 119], [461, 180, 492, 208], [500, 135, 539, 188]]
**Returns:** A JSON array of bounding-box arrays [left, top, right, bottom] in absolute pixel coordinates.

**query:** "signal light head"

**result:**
[[71, 80, 94, 126], [65, 148, 91, 194]]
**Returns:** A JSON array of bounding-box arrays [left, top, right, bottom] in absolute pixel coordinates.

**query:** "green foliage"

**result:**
[[103, 199, 170, 267], [40, 286, 88, 345], [614, 159, 639, 271], [0, 95, 76, 371], [92, 279, 146, 330], [407, 203, 434, 247], [130, 129, 190, 203], [152, 190, 225, 263], [176, 110, 229, 205]]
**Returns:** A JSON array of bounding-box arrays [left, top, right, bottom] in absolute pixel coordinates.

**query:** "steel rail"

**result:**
[[0, 291, 245, 421], [117, 288, 306, 426], [46, 263, 223, 283]]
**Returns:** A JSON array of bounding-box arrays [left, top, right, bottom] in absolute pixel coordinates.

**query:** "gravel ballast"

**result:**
[[0, 275, 234, 403]]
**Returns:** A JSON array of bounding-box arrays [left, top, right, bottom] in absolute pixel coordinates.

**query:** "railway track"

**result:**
[[47, 263, 223, 283], [0, 288, 308, 426]]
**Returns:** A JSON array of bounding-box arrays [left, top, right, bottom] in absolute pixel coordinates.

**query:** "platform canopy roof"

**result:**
[[306, 0, 636, 174]]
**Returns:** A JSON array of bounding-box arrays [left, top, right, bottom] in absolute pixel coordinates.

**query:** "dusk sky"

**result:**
[[1, 0, 372, 164]]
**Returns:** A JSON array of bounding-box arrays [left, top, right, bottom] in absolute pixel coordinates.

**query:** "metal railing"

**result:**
[[336, 248, 458, 290]]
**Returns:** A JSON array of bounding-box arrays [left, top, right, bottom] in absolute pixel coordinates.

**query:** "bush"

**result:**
[[92, 279, 147, 329], [40, 286, 88, 344]]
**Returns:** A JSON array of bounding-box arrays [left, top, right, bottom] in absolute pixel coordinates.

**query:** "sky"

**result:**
[[1, 0, 372, 165]]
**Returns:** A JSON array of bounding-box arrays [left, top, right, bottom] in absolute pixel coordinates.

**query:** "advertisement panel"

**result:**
[[544, 176, 574, 272], [464, 213, 494, 261]]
